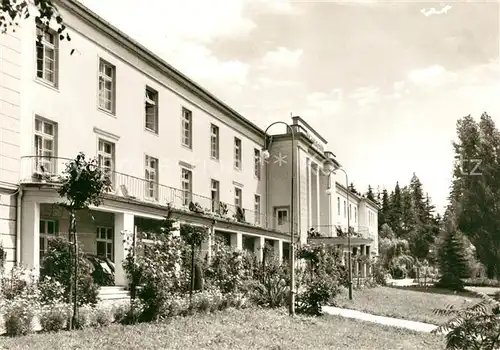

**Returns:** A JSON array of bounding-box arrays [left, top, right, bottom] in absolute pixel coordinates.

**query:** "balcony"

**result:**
[[307, 225, 373, 240], [20, 156, 290, 235]]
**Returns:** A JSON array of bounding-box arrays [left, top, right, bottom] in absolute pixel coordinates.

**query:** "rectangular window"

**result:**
[[181, 108, 192, 148], [36, 26, 57, 85], [254, 195, 261, 225], [145, 155, 158, 200], [96, 226, 113, 261], [343, 200, 347, 218], [276, 208, 288, 227], [145, 87, 158, 133], [211, 179, 220, 212], [234, 187, 242, 208], [181, 168, 192, 206], [254, 148, 261, 179], [210, 124, 219, 159], [34, 118, 56, 173], [337, 197, 340, 215], [234, 137, 242, 170], [97, 139, 115, 185], [39, 219, 58, 261], [349, 204, 352, 220], [354, 207, 357, 223], [98, 59, 115, 113]]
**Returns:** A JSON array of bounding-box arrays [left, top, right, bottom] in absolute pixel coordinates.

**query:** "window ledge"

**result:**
[[34, 78, 59, 92], [97, 106, 117, 118], [145, 128, 159, 136]]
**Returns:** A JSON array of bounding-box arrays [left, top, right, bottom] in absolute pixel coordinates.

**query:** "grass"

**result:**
[[1, 308, 444, 349], [335, 285, 481, 325]]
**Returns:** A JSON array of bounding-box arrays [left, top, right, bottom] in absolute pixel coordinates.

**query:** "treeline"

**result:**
[[352, 112, 500, 280]]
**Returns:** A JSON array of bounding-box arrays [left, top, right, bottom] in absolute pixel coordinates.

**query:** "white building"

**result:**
[[0, 0, 378, 287]]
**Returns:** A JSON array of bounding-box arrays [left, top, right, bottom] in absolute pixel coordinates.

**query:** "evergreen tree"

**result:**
[[348, 182, 360, 196], [388, 182, 403, 236], [378, 189, 390, 230], [436, 218, 471, 291], [366, 185, 376, 202], [449, 113, 500, 278]]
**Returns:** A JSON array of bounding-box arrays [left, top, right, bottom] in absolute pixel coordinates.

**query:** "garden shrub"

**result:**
[[123, 231, 186, 322], [40, 236, 99, 306], [38, 276, 66, 305], [245, 256, 289, 308], [93, 306, 113, 327], [296, 244, 343, 316], [463, 277, 500, 288], [112, 300, 143, 325], [0, 266, 40, 337], [39, 303, 71, 332], [74, 305, 95, 329]]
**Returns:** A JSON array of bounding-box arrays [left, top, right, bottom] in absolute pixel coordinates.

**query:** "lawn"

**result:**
[[335, 285, 480, 325], [1, 308, 444, 349]]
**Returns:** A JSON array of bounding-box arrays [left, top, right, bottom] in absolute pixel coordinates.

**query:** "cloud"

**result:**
[[302, 89, 343, 117], [79, 0, 255, 87], [261, 47, 304, 69], [420, 5, 452, 17], [252, 77, 302, 89], [407, 65, 458, 86], [245, 0, 301, 15], [349, 86, 380, 106]]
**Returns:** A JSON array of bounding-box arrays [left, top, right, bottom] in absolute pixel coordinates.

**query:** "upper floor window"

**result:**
[[211, 179, 220, 212], [145, 155, 158, 200], [354, 207, 357, 223], [349, 204, 352, 220], [343, 200, 347, 218], [210, 124, 219, 159], [254, 149, 261, 179], [34, 117, 57, 173], [234, 187, 242, 208], [234, 137, 242, 170], [337, 197, 340, 215], [182, 108, 192, 149], [254, 195, 261, 225], [145, 87, 158, 133], [98, 139, 115, 184], [98, 59, 116, 113], [36, 26, 57, 86], [276, 208, 288, 227], [181, 168, 192, 206]]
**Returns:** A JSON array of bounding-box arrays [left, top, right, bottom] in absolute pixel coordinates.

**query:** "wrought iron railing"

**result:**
[[20, 155, 291, 234], [307, 225, 373, 240]]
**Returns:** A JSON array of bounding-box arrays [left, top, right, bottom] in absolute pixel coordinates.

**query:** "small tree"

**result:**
[[436, 218, 470, 291], [179, 224, 208, 302], [57, 152, 111, 329]]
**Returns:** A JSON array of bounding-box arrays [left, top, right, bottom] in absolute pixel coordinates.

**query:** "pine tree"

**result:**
[[366, 185, 376, 202], [378, 189, 390, 230], [348, 182, 360, 196], [388, 182, 403, 236], [436, 218, 470, 291]]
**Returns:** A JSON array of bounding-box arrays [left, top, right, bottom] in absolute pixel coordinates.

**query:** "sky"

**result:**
[[78, 0, 500, 214]]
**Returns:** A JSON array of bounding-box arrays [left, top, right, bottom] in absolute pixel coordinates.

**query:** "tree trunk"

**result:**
[[189, 242, 195, 304], [67, 211, 75, 330]]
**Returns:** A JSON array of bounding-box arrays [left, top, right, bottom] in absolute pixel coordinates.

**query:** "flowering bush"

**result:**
[[112, 301, 143, 325], [93, 306, 113, 327], [296, 244, 344, 315], [204, 239, 252, 294], [39, 302, 71, 332], [123, 229, 186, 322], [74, 304, 95, 329], [38, 276, 66, 305], [0, 266, 40, 336], [40, 236, 99, 306]]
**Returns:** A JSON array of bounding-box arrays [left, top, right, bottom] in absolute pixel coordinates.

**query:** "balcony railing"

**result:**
[[308, 225, 373, 240], [20, 156, 291, 235]]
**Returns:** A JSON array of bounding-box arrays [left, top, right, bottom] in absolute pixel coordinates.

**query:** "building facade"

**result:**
[[0, 0, 379, 286]]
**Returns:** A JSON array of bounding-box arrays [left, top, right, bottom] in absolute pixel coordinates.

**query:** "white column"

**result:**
[[114, 212, 134, 286], [254, 236, 265, 262], [171, 220, 181, 237], [307, 158, 312, 229], [315, 165, 321, 228], [274, 239, 283, 262], [21, 201, 41, 274], [230, 232, 242, 250]]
